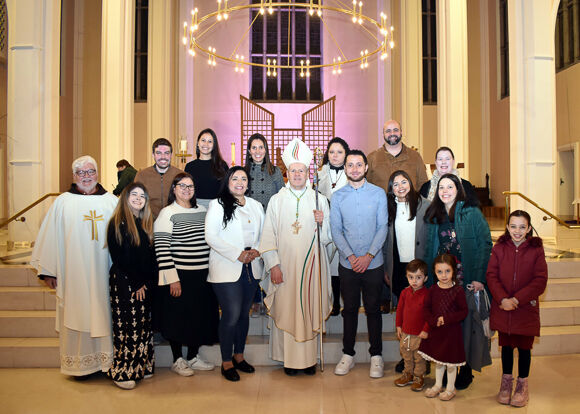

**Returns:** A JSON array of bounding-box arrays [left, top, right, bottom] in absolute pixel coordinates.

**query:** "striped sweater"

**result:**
[[154, 202, 210, 286]]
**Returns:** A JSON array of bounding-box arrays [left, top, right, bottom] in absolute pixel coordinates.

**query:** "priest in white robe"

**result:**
[[259, 139, 332, 375], [31, 155, 118, 377]]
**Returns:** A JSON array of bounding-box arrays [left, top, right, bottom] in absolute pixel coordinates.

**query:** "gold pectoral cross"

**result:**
[[291, 220, 302, 234], [84, 210, 104, 241]]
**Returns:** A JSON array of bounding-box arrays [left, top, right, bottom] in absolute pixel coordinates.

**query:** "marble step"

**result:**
[[0, 265, 39, 287], [249, 312, 395, 336], [547, 260, 580, 278], [0, 311, 58, 337], [4, 325, 580, 368], [542, 277, 580, 301], [540, 300, 580, 326], [0, 286, 56, 310]]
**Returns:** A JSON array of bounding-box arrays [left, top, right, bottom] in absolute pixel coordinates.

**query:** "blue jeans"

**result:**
[[212, 265, 259, 362]]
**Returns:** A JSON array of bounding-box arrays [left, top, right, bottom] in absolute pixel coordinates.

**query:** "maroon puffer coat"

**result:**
[[486, 235, 548, 336]]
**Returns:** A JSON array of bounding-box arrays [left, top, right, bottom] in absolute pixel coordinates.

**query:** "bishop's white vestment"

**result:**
[[259, 186, 332, 369], [31, 188, 118, 375]]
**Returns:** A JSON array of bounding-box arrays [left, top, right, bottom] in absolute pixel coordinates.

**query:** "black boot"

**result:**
[[455, 364, 473, 390]]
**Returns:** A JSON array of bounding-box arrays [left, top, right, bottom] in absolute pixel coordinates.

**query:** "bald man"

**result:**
[[367, 120, 428, 193]]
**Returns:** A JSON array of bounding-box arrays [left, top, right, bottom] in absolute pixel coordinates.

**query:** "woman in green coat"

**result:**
[[424, 173, 492, 390]]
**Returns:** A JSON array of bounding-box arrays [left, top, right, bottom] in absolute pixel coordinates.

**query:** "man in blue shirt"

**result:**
[[330, 149, 389, 378]]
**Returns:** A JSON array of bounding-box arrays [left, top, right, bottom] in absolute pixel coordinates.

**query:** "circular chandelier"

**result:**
[[181, 0, 395, 75]]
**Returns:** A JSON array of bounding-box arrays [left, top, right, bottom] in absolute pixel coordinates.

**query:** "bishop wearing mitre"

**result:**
[[259, 138, 332, 376]]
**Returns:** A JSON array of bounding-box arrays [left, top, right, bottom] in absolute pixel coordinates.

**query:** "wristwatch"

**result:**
[[366, 252, 375, 259]]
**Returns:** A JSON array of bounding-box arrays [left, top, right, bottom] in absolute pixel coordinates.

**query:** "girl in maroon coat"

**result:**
[[486, 210, 548, 407]]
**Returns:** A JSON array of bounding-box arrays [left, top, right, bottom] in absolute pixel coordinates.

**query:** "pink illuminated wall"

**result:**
[[187, 0, 388, 166]]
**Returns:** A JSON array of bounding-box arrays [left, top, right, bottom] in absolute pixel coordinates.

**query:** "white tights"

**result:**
[[435, 363, 457, 392]]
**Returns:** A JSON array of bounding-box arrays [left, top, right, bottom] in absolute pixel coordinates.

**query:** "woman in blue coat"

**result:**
[[424, 173, 492, 390]]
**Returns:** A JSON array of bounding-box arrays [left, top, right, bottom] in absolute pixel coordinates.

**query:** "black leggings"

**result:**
[[170, 341, 200, 362], [501, 346, 531, 378]]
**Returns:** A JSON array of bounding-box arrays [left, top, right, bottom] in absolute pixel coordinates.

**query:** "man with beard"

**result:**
[[134, 138, 183, 219], [330, 150, 388, 378], [367, 120, 428, 192], [31, 156, 119, 378]]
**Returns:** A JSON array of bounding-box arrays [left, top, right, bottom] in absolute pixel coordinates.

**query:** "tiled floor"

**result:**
[[1, 355, 578, 413]]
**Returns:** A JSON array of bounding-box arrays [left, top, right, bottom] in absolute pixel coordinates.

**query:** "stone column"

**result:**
[[148, 0, 176, 152], [437, 0, 469, 178], [101, 0, 134, 190], [6, 0, 61, 242], [398, 0, 422, 151], [508, 0, 559, 239], [178, 0, 195, 162]]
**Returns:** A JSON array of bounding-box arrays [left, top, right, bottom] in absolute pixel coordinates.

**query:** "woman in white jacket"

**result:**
[[205, 166, 265, 382]]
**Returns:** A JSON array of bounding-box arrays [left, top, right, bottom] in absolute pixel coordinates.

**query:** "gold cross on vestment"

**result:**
[[83, 210, 104, 241], [291, 220, 302, 234]]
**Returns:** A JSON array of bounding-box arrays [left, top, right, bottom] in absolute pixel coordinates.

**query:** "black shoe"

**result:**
[[284, 367, 298, 376], [233, 359, 255, 373], [425, 362, 431, 375], [221, 365, 240, 382], [455, 366, 473, 390], [303, 365, 316, 375], [331, 304, 341, 316], [72, 374, 91, 381], [395, 358, 405, 373]]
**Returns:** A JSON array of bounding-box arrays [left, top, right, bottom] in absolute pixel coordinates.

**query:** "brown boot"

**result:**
[[510, 377, 529, 407], [497, 374, 513, 405], [411, 375, 424, 392], [394, 372, 413, 387]]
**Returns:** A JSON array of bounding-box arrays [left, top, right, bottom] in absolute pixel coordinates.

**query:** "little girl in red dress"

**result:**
[[418, 253, 468, 401]]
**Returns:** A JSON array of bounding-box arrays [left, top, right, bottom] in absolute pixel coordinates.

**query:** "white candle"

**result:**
[[231, 142, 236, 165], [180, 139, 187, 153]]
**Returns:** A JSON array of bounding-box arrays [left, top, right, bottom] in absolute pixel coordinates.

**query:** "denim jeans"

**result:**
[[339, 264, 384, 357], [212, 265, 259, 362]]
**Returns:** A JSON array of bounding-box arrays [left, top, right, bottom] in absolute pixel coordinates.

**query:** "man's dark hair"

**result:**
[[116, 159, 132, 169], [152, 138, 173, 153], [346, 149, 367, 165]]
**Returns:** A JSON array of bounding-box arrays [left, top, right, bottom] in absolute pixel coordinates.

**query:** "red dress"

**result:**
[[418, 283, 468, 366]]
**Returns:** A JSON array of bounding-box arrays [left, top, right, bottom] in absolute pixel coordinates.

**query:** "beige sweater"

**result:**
[[367, 144, 428, 194], [134, 165, 183, 219]]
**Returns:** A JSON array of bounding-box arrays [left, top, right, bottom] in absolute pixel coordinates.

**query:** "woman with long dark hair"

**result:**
[[205, 166, 265, 381], [185, 128, 229, 209], [107, 183, 156, 390], [424, 173, 492, 390], [318, 137, 350, 316], [384, 170, 429, 300], [244, 133, 284, 211], [154, 172, 219, 377]]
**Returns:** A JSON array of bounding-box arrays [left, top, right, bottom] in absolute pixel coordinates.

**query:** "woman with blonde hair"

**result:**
[[106, 182, 157, 390]]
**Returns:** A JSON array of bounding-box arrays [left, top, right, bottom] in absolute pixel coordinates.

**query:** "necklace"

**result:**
[[330, 168, 344, 189], [288, 187, 307, 234]]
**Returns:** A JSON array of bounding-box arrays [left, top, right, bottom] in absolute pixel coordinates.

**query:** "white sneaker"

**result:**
[[369, 355, 384, 378], [334, 354, 355, 375], [187, 355, 215, 371], [171, 357, 195, 377], [113, 380, 136, 390], [143, 373, 154, 379]]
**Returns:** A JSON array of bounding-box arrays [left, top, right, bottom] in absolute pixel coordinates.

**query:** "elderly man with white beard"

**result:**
[[31, 155, 118, 378]]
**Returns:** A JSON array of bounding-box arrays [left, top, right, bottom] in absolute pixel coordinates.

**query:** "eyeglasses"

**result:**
[[75, 169, 96, 177], [176, 183, 195, 191]]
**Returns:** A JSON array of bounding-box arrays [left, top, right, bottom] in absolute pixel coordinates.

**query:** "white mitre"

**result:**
[[282, 138, 313, 169]]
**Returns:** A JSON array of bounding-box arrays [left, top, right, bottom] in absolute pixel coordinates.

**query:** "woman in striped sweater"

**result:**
[[154, 172, 219, 377]]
